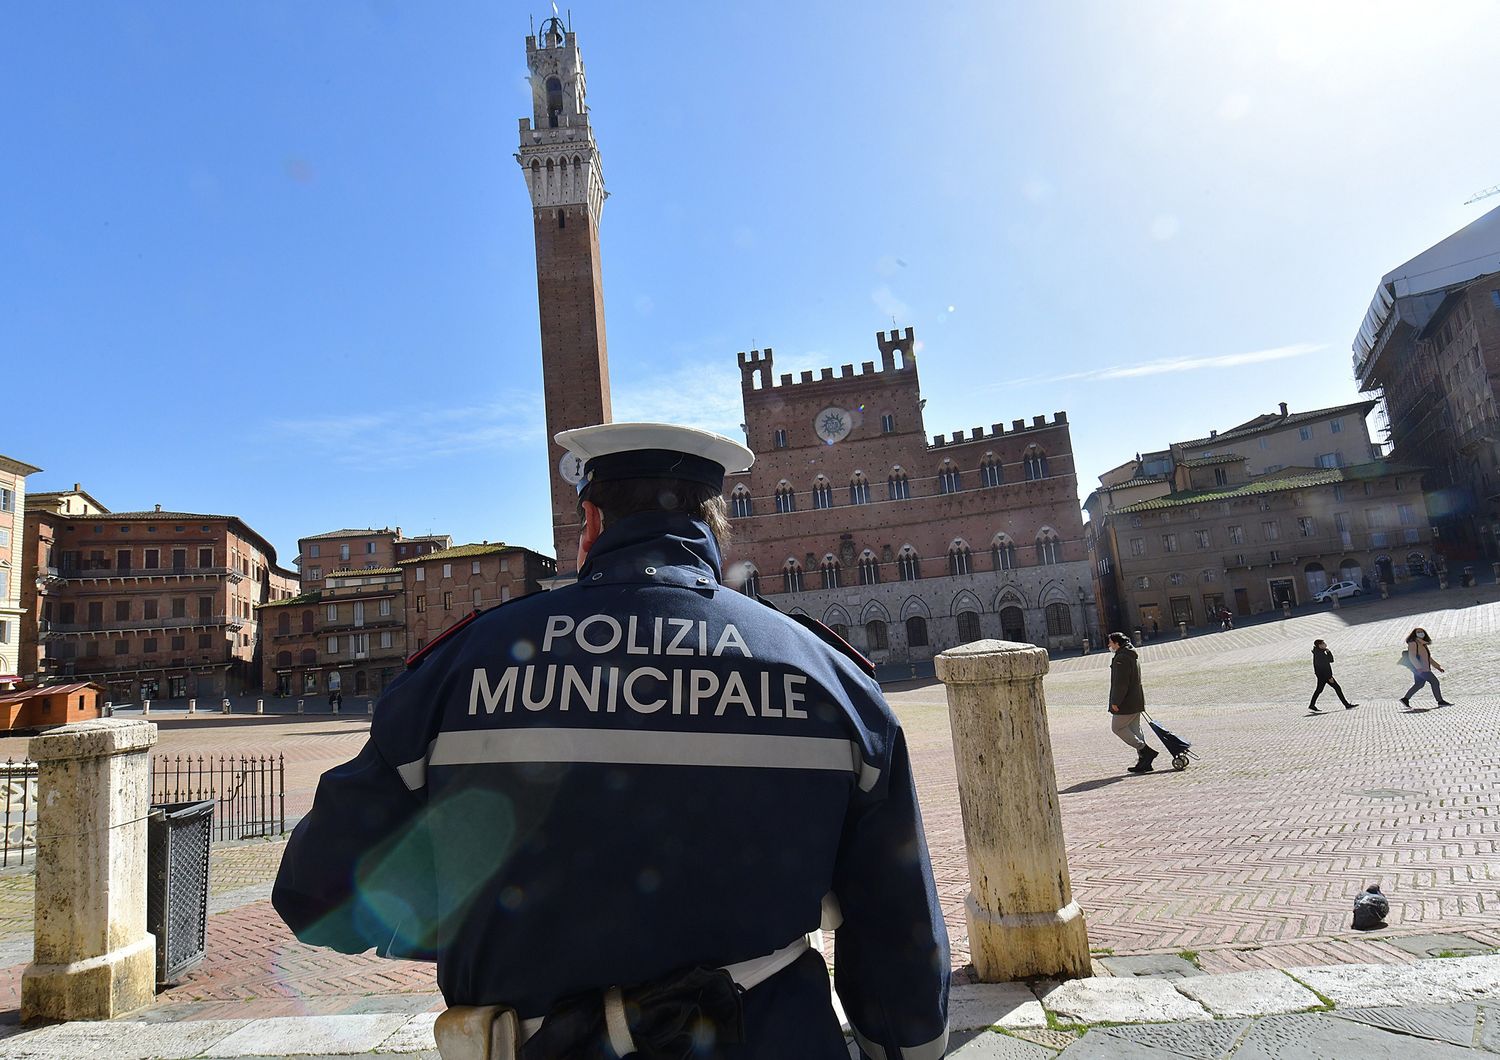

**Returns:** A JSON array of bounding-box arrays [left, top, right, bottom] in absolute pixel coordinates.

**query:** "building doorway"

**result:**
[[1376, 555, 1396, 583], [1203, 593, 1225, 621], [999, 606, 1027, 643], [1268, 578, 1297, 608], [1233, 587, 1251, 615], [1304, 562, 1328, 596], [168, 676, 187, 699], [1137, 603, 1162, 638], [1169, 597, 1193, 627]]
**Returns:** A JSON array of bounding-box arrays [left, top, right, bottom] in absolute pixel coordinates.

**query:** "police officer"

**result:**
[[273, 422, 950, 1059]]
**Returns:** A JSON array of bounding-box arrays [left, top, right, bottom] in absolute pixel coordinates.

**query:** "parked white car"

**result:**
[[1314, 580, 1363, 602]]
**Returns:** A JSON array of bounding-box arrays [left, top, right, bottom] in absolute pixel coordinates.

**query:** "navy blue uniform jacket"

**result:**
[[272, 513, 950, 1059]]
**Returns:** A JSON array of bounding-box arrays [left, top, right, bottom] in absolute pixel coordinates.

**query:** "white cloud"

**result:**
[[268, 394, 545, 470], [995, 342, 1326, 387], [611, 362, 745, 436], [872, 284, 911, 323], [1218, 92, 1253, 121]]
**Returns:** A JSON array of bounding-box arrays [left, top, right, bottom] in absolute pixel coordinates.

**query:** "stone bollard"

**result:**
[[187, 698, 196, 715], [1330, 591, 1341, 609], [934, 640, 1090, 982], [1080, 638, 1090, 655], [22, 719, 158, 1021], [256, 699, 264, 715], [332, 698, 340, 716], [1439, 575, 1448, 590], [1380, 582, 1390, 599], [103, 701, 112, 718], [221, 698, 230, 714], [1492, 561, 1499, 585], [296, 698, 304, 714], [1178, 621, 1187, 639], [366, 698, 374, 716], [1282, 602, 1291, 620], [1133, 628, 1142, 645], [142, 699, 150, 716]]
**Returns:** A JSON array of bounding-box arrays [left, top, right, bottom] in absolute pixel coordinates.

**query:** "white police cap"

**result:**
[[554, 422, 756, 495]]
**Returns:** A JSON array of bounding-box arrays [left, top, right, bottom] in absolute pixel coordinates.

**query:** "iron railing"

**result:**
[[0, 760, 37, 868], [150, 754, 285, 843]]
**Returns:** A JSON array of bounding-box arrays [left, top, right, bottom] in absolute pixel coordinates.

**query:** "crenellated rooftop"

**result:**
[[738, 328, 918, 393], [929, 412, 1070, 448]]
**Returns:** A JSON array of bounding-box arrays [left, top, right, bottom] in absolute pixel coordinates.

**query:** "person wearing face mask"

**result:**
[[1400, 627, 1454, 707]]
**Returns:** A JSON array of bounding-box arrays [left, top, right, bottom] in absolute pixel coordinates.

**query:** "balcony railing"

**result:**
[[43, 615, 236, 637], [59, 565, 239, 582]]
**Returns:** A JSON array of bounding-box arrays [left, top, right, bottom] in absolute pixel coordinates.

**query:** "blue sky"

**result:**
[[6, 1, 1500, 567]]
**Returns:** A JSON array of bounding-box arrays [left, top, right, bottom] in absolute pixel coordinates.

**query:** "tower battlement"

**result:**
[[738, 328, 920, 394], [928, 412, 1070, 448]]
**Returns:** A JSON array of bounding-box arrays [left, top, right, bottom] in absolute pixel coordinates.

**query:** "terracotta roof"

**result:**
[[0, 682, 104, 705], [1112, 460, 1422, 514], [1178, 454, 1246, 468], [326, 567, 401, 578], [257, 591, 322, 610], [1175, 401, 1377, 449], [55, 511, 281, 565], [1095, 476, 1169, 493], [300, 528, 395, 542], [396, 542, 517, 565]]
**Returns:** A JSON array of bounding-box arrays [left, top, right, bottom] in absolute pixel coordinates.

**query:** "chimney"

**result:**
[[1279, 402, 1288, 417], [396, 526, 402, 537], [1210, 430, 1218, 438], [73, 482, 80, 492], [154, 503, 162, 512]]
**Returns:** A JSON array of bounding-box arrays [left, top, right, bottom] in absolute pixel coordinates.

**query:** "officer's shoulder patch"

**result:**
[[757, 594, 876, 677], [405, 608, 485, 670]]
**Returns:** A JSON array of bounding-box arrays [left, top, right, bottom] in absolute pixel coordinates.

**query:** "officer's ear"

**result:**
[[577, 499, 605, 566]]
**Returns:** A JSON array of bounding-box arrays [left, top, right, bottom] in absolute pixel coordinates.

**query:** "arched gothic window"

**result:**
[[811, 477, 833, 510], [948, 542, 972, 576], [774, 484, 796, 514], [1024, 447, 1050, 480], [741, 566, 761, 597], [820, 557, 841, 589], [849, 473, 870, 505], [992, 535, 1018, 571], [887, 468, 910, 501], [897, 547, 921, 581], [1036, 530, 1061, 566], [546, 76, 564, 127], [865, 620, 889, 651], [858, 551, 881, 586], [731, 486, 753, 519], [938, 461, 961, 494], [956, 611, 981, 642], [783, 561, 804, 594], [980, 455, 1004, 487], [905, 616, 929, 648], [1045, 602, 1074, 636]]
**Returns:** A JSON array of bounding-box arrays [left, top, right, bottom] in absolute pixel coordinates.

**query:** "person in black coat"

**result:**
[[1107, 632, 1158, 773], [1308, 639, 1358, 712]]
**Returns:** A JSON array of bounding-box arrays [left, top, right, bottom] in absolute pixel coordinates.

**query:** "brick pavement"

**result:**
[[1, 589, 1498, 1015], [897, 588, 1500, 979]]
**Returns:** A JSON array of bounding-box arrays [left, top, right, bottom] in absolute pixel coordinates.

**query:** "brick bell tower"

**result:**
[[519, 16, 611, 584]]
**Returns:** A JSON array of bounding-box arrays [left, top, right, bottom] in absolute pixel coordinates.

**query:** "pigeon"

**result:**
[[1352, 884, 1389, 931]]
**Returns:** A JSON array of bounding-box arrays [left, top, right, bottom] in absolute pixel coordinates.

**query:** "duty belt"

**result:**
[[433, 933, 816, 1060]]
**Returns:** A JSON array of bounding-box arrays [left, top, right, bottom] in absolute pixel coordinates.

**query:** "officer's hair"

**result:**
[[1107, 632, 1131, 648], [582, 478, 733, 548]]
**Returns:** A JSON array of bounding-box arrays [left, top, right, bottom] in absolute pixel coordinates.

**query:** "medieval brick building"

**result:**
[[722, 330, 1097, 663]]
